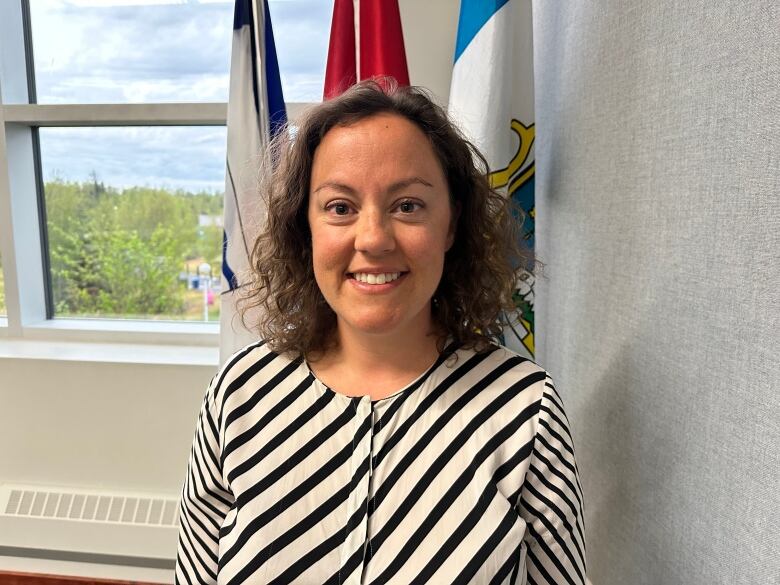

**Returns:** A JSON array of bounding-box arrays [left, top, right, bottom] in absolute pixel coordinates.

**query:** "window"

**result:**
[[28, 1, 234, 323], [0, 0, 328, 337]]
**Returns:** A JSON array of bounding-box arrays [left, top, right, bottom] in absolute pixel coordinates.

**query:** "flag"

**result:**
[[448, 0, 536, 360], [220, 0, 286, 364], [324, 0, 409, 99]]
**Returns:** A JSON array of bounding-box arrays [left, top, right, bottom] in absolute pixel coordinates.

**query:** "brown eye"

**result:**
[[398, 200, 422, 213], [326, 201, 351, 215]]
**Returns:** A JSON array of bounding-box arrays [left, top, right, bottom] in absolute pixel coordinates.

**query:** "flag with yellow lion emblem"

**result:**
[[449, 0, 536, 359]]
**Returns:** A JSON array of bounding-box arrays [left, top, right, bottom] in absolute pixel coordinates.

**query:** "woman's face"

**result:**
[[307, 113, 455, 342]]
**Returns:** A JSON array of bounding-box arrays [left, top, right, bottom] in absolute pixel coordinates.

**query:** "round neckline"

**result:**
[[304, 352, 443, 404]]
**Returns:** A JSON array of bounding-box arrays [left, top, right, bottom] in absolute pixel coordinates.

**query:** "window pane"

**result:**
[[268, 0, 331, 102], [30, 0, 331, 104], [30, 0, 233, 103], [40, 126, 227, 321]]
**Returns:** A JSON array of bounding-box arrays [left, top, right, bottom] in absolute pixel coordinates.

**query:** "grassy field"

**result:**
[[183, 285, 222, 321]]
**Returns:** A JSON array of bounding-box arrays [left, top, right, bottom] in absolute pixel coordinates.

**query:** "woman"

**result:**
[[175, 80, 586, 585]]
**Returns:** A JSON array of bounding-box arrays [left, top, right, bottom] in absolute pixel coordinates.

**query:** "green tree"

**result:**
[[45, 178, 223, 319]]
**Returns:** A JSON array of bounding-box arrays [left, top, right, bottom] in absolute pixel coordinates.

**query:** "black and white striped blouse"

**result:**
[[175, 340, 587, 584]]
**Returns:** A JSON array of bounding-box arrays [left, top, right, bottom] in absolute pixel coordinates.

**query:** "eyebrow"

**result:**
[[388, 177, 434, 194], [312, 177, 434, 196]]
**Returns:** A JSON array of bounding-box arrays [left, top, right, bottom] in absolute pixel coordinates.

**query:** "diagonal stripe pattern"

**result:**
[[175, 341, 586, 584]]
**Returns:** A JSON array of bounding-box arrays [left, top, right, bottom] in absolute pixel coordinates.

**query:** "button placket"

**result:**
[[341, 397, 373, 585], [359, 399, 375, 583], [365, 402, 375, 547]]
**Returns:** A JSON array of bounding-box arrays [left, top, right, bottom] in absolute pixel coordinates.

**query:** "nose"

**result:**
[[354, 209, 395, 255]]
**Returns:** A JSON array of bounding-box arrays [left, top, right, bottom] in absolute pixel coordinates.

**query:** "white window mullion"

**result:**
[[2, 103, 227, 126], [2, 121, 47, 330], [0, 0, 29, 106], [1, 0, 46, 332], [1, 101, 310, 126], [0, 108, 23, 333]]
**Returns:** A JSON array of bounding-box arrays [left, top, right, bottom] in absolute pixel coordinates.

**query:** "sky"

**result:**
[[30, 0, 332, 193]]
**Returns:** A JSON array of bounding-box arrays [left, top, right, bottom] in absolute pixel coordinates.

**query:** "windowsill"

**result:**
[[22, 317, 218, 346], [0, 338, 218, 367], [0, 318, 220, 366]]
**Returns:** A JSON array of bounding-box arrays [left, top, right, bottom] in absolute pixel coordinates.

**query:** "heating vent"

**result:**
[[0, 484, 180, 565], [3, 488, 179, 526]]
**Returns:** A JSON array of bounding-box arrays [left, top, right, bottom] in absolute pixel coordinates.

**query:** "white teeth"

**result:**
[[353, 272, 401, 284]]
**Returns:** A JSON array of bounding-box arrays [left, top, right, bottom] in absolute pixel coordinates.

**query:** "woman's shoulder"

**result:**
[[207, 339, 302, 404], [451, 340, 551, 385], [478, 343, 573, 428], [451, 341, 564, 435], [444, 340, 553, 410]]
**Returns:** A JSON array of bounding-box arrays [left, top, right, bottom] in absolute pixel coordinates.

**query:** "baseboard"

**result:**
[[0, 571, 165, 585]]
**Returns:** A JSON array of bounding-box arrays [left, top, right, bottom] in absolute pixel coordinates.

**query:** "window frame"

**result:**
[[0, 0, 311, 347]]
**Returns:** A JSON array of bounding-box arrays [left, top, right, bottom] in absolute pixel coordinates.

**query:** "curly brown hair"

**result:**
[[239, 78, 533, 358]]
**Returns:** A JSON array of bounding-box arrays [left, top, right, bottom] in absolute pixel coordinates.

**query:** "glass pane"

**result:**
[[30, 0, 330, 104], [30, 0, 233, 103], [39, 126, 227, 321], [268, 0, 331, 102]]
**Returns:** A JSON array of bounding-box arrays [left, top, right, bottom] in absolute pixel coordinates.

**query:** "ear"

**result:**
[[446, 200, 461, 251]]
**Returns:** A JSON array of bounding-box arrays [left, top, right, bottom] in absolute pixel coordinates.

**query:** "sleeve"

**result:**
[[517, 375, 587, 585], [175, 374, 235, 585]]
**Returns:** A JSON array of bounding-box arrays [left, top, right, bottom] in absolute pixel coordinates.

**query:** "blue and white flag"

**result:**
[[448, 0, 536, 360], [220, 0, 286, 363]]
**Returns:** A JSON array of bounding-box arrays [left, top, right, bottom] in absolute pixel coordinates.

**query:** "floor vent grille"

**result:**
[[2, 487, 179, 527]]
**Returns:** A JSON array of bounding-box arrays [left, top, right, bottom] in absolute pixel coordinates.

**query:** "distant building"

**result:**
[[198, 214, 223, 228]]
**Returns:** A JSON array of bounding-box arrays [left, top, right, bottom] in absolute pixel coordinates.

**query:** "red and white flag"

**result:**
[[324, 0, 409, 99]]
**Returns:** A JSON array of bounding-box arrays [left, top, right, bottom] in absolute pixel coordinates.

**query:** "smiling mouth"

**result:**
[[348, 272, 406, 285]]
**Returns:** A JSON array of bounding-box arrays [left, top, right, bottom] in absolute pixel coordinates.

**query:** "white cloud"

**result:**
[[40, 126, 228, 193], [31, 0, 331, 103], [30, 0, 332, 191], [31, 1, 234, 103]]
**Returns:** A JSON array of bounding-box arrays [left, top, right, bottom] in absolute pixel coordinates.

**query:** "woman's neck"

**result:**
[[309, 323, 443, 398]]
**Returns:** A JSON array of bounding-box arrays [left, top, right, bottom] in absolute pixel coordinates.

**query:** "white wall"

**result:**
[[400, 0, 458, 105], [0, 357, 214, 494]]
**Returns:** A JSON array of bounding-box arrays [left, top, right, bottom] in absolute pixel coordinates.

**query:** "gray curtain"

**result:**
[[532, 2, 779, 584]]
